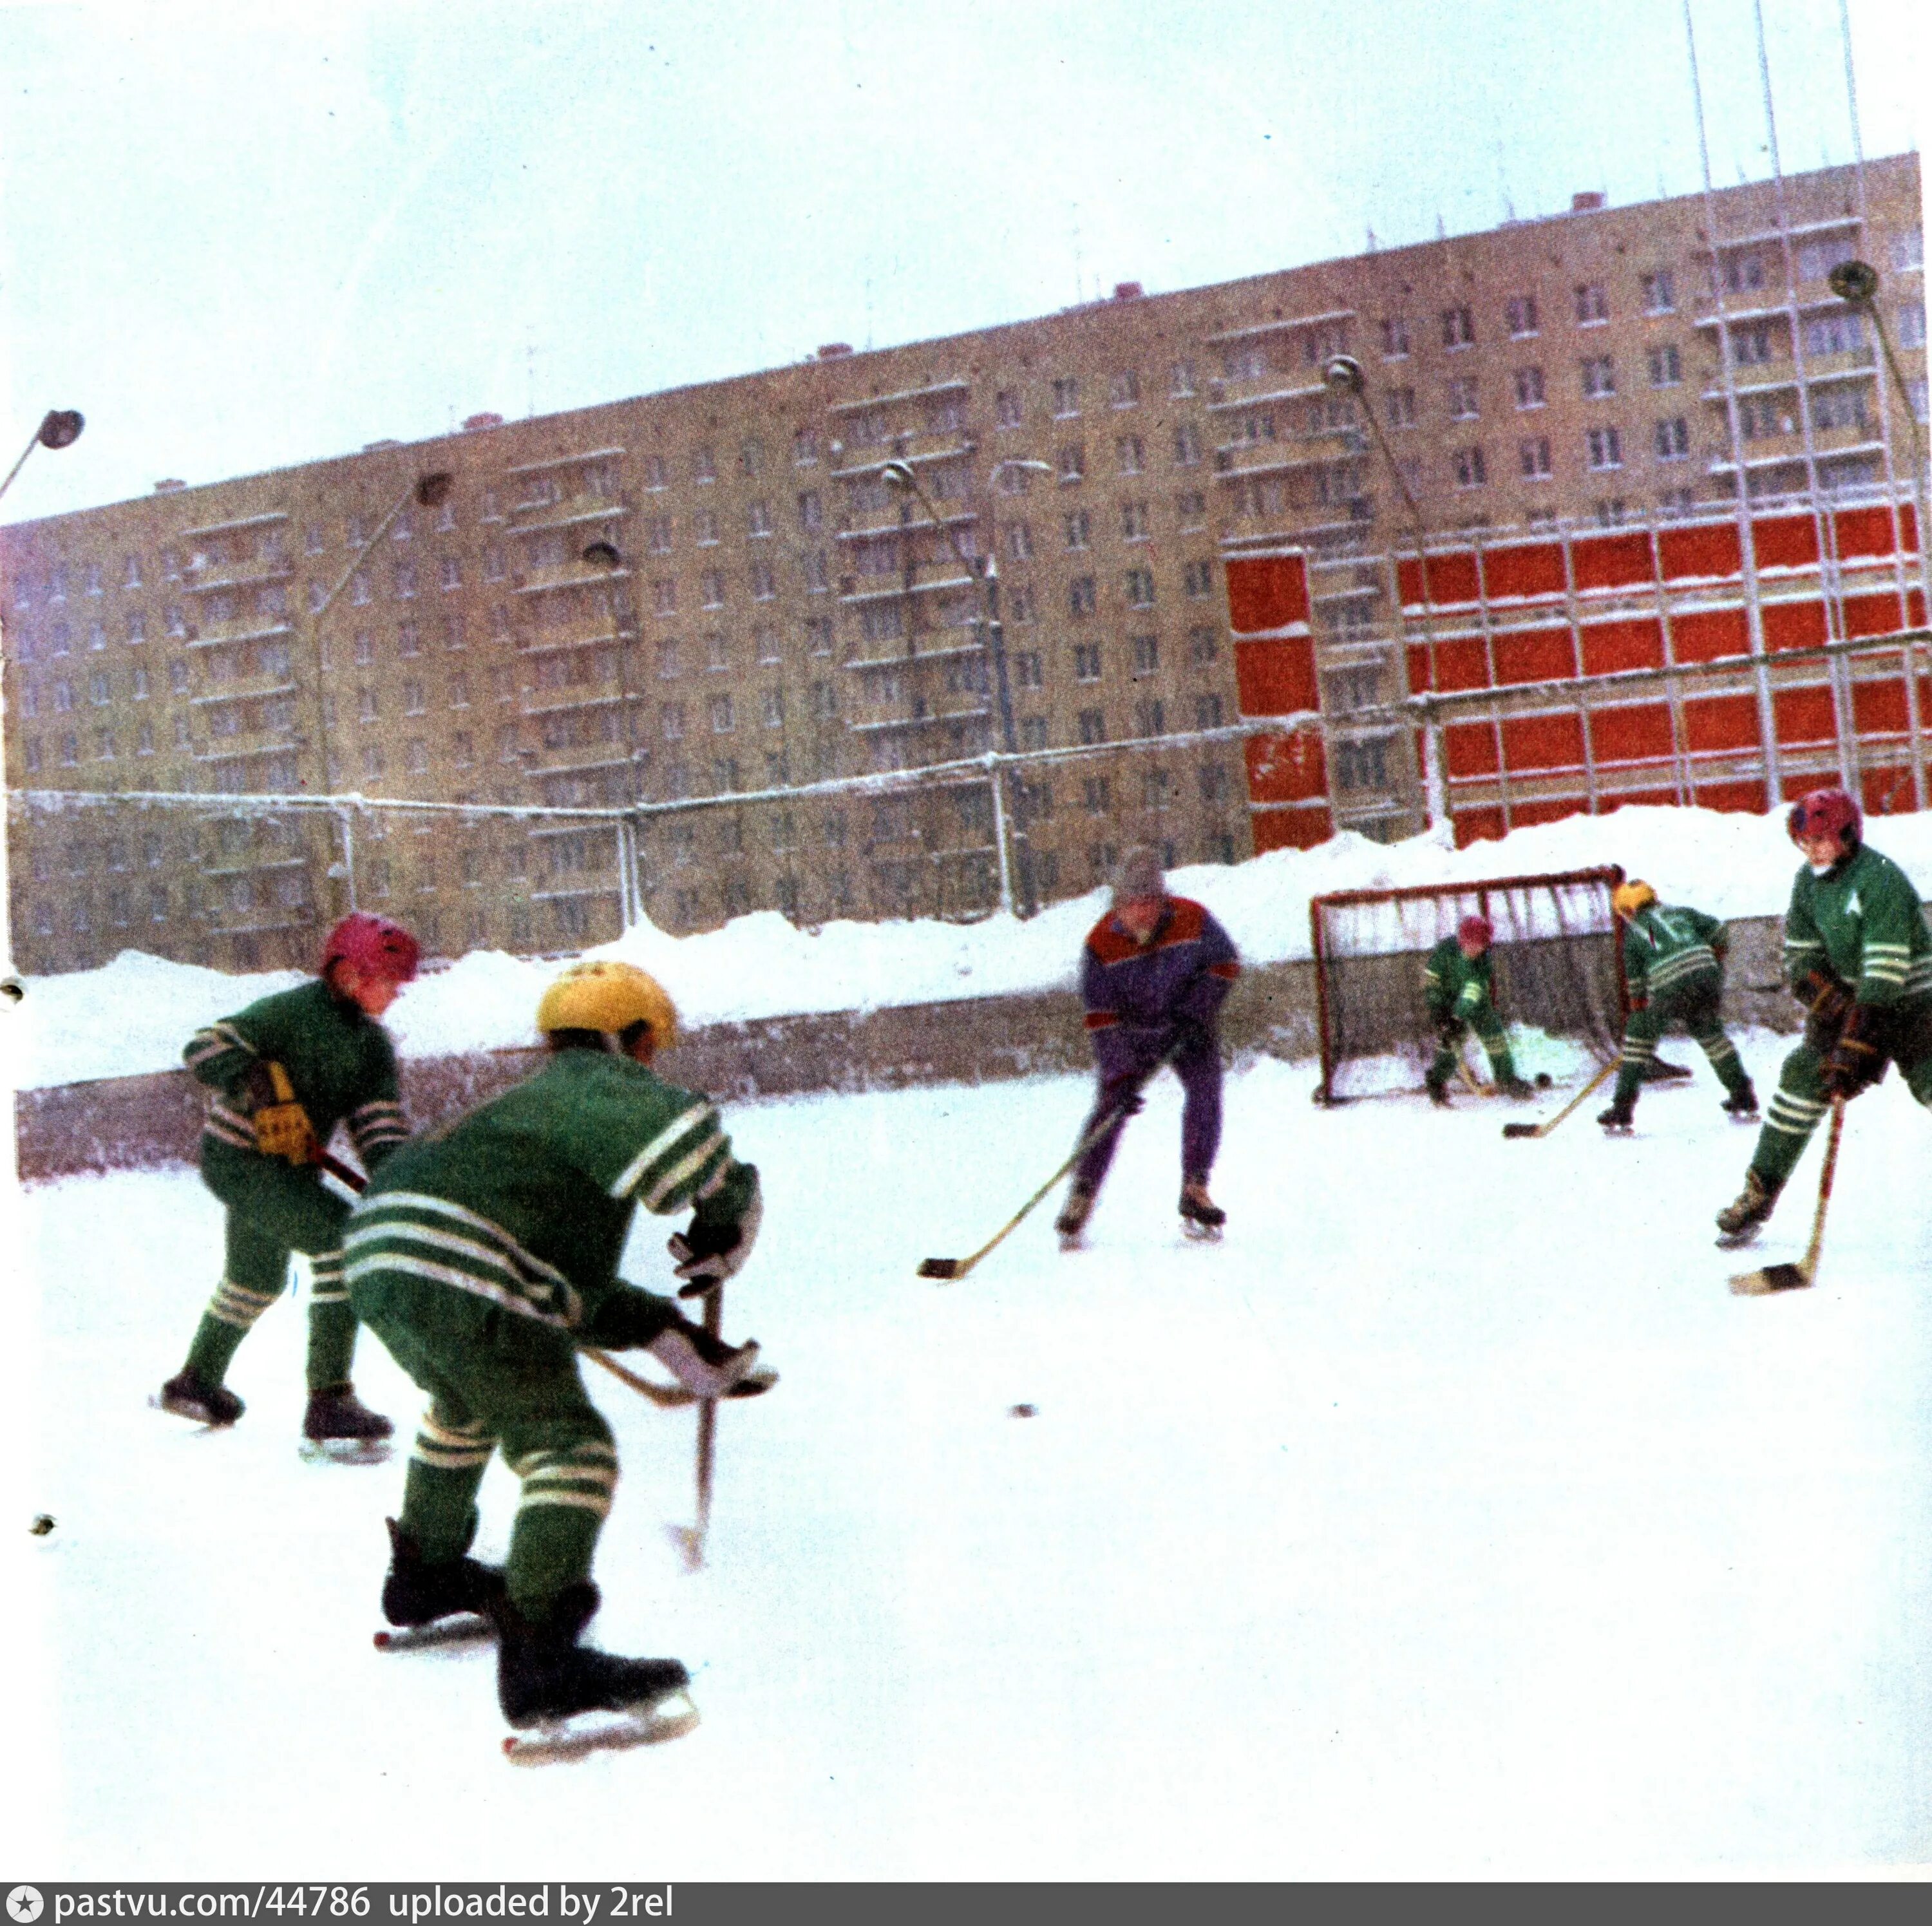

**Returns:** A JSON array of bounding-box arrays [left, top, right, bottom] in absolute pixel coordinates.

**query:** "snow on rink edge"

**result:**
[[10, 1048, 1932, 1877]]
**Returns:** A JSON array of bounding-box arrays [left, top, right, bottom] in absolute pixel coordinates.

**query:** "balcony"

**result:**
[[1203, 306, 1356, 346], [191, 679, 299, 708], [185, 619, 294, 650], [203, 854, 309, 878], [516, 623, 622, 656], [503, 445, 626, 477], [1707, 435, 1888, 477], [829, 443, 973, 482], [507, 493, 630, 531], [829, 378, 969, 415], [180, 510, 290, 541], [522, 689, 625, 719], [513, 562, 627, 596], [838, 574, 976, 605], [1203, 379, 1328, 414], [1701, 354, 1876, 399], [1212, 446, 1349, 481], [849, 703, 990, 735], [837, 509, 978, 542], [184, 560, 293, 594], [844, 638, 987, 671]]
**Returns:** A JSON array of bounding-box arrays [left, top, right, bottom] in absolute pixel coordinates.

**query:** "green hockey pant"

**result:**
[[1750, 995, 1932, 1189], [1428, 1008, 1515, 1088], [185, 1142, 356, 1392], [1615, 981, 1750, 1106], [350, 1270, 618, 1619]]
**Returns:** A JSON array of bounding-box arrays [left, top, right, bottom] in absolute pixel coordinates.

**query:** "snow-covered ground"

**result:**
[[14, 1048, 1932, 1878], [19, 803, 1932, 1090]]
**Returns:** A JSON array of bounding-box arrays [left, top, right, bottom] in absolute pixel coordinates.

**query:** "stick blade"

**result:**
[[1501, 1122, 1542, 1140], [918, 1257, 964, 1281], [1729, 1261, 1813, 1296]]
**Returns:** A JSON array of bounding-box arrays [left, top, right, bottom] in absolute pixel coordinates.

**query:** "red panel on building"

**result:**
[[1232, 635, 1320, 717], [1432, 636, 1494, 692], [1445, 720, 1501, 777], [1570, 531, 1653, 594], [1590, 703, 1675, 765], [1672, 608, 1751, 663], [1251, 806, 1334, 853], [1501, 712, 1586, 771], [1607, 787, 1683, 810], [1841, 590, 1911, 638], [1684, 693, 1760, 752], [1492, 626, 1577, 685], [1694, 779, 1770, 815], [1772, 683, 1838, 744], [1658, 522, 1742, 582], [1243, 729, 1327, 802], [1752, 513, 1821, 572], [1762, 599, 1827, 652], [1397, 550, 1482, 610], [1224, 553, 1310, 634], [1851, 675, 1909, 735], [1581, 617, 1665, 674], [1481, 540, 1566, 604], [1510, 796, 1587, 828], [1453, 807, 1507, 847], [1833, 504, 1913, 560]]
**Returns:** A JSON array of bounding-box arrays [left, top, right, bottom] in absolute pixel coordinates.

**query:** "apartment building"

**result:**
[[2, 153, 1921, 975]]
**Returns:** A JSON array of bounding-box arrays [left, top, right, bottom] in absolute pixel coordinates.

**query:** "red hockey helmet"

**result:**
[[1786, 786, 1862, 854], [1457, 913, 1494, 949], [321, 912, 421, 985]]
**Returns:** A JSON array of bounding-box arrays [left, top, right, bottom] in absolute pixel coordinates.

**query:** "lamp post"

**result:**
[[1322, 354, 1452, 841], [880, 454, 1050, 916], [583, 538, 649, 928], [307, 469, 451, 918], [0, 409, 84, 504]]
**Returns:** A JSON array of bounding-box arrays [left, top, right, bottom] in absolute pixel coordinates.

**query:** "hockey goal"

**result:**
[[1309, 865, 1627, 1104]]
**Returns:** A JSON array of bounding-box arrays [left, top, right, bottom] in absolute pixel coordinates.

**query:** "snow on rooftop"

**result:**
[[10, 804, 1932, 1091]]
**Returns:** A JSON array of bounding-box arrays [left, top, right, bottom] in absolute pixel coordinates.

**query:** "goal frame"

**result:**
[[1309, 863, 1627, 1104]]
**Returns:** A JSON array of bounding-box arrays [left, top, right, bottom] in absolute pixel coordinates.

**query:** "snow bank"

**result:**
[[12, 804, 1932, 1091]]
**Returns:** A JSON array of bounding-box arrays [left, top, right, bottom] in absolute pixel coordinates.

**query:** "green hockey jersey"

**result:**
[[184, 978, 407, 1169], [1783, 842, 1932, 1009], [343, 1048, 760, 1335], [1423, 935, 1496, 1022], [1622, 902, 1727, 1008]]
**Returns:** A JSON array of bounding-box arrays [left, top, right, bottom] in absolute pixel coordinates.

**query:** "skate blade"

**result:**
[[1600, 1124, 1634, 1137], [1180, 1220, 1224, 1242], [149, 1393, 234, 1430], [1729, 1261, 1813, 1296], [300, 1437, 393, 1466], [374, 1616, 495, 1653], [503, 1693, 700, 1765], [1714, 1227, 1763, 1252]]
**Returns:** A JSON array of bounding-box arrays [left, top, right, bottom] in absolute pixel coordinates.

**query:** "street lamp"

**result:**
[[0, 408, 85, 504], [880, 455, 1046, 916], [305, 469, 452, 916], [1322, 354, 1453, 839], [580, 538, 652, 927]]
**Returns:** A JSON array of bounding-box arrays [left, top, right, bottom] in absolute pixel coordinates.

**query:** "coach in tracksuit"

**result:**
[[1055, 847, 1242, 1244]]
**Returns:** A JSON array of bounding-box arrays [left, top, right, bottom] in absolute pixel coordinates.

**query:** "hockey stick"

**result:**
[[1730, 1096, 1845, 1296], [917, 1052, 1177, 1281], [667, 1284, 724, 1571], [315, 1151, 769, 1410], [1500, 1058, 1619, 1140]]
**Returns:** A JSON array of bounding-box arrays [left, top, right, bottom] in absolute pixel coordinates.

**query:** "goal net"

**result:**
[[1309, 865, 1627, 1104]]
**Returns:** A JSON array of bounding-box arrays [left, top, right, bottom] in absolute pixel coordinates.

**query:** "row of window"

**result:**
[[1445, 417, 1705, 488]]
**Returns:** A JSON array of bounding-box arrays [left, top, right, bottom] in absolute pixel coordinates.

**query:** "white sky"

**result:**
[[0, 0, 1925, 525]]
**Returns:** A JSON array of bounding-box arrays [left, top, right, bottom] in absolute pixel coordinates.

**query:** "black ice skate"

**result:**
[[496, 1581, 697, 1762], [1643, 1058, 1695, 1083], [302, 1383, 395, 1464], [1179, 1182, 1226, 1240], [375, 1517, 506, 1650], [1721, 1083, 1760, 1122], [1425, 1077, 1452, 1108], [1495, 1072, 1537, 1101], [1716, 1167, 1783, 1248], [1597, 1097, 1636, 1135], [156, 1368, 245, 1428], [1055, 1184, 1095, 1251]]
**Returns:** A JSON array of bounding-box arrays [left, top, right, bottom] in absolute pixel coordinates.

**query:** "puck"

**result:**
[[29, 1513, 55, 1536], [1535, 1072, 1553, 1088], [1009, 1402, 1037, 1419]]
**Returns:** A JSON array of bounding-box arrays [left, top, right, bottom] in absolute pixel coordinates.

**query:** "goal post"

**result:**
[[1309, 865, 1628, 1104]]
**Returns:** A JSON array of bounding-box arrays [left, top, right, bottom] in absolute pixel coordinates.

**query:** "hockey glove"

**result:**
[[1432, 1015, 1461, 1050], [646, 1312, 762, 1398], [1099, 1070, 1147, 1122], [667, 1189, 763, 1298], [1797, 969, 1853, 1028], [1165, 1016, 1214, 1060], [1822, 1002, 1889, 1101], [243, 1061, 317, 1166]]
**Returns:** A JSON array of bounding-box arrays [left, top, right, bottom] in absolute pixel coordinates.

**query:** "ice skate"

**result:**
[[1179, 1182, 1226, 1240], [1716, 1167, 1782, 1247], [1597, 1097, 1636, 1135], [1054, 1184, 1095, 1251], [301, 1383, 394, 1463], [1495, 1072, 1537, 1102], [375, 1517, 506, 1648], [495, 1582, 697, 1761], [155, 1368, 244, 1428], [1425, 1074, 1452, 1109], [1721, 1082, 1759, 1122]]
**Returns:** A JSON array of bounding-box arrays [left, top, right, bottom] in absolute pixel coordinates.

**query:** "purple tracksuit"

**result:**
[[1073, 895, 1242, 1193]]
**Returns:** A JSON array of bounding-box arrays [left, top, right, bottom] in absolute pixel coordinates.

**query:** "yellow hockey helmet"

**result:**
[[536, 960, 679, 1046], [1613, 880, 1657, 920]]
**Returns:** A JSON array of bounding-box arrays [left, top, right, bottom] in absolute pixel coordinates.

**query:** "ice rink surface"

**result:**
[[14, 1044, 1931, 1878]]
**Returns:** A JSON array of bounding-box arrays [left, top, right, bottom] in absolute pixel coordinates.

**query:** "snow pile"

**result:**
[[12, 804, 1932, 1091]]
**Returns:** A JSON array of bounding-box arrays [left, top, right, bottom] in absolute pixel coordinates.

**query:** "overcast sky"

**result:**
[[1, 0, 1924, 525]]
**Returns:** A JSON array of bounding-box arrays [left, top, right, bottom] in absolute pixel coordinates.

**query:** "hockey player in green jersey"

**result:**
[[158, 912, 419, 1445], [1423, 915, 1535, 1104], [1598, 881, 1757, 1132], [345, 959, 765, 1731], [1718, 788, 1932, 1241]]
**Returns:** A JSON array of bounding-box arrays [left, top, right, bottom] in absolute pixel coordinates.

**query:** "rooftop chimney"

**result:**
[[153, 478, 185, 493], [817, 343, 853, 359], [462, 411, 504, 431], [1571, 191, 1606, 213], [1112, 281, 1144, 301]]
